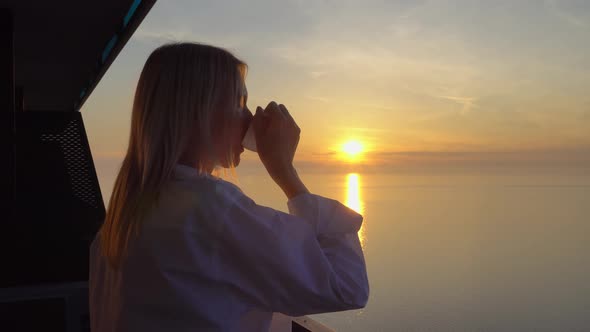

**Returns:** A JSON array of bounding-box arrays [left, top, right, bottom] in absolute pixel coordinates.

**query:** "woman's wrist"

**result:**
[[276, 166, 309, 199]]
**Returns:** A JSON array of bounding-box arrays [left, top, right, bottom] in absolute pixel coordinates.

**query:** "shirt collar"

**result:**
[[173, 163, 217, 181]]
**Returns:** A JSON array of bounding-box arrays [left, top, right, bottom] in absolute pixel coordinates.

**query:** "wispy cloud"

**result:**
[[333, 127, 393, 133], [135, 28, 190, 43], [545, 0, 589, 28], [436, 95, 477, 114], [83, 0, 590, 161], [134, 27, 246, 49], [309, 71, 327, 79], [304, 95, 332, 103], [306, 147, 590, 170]]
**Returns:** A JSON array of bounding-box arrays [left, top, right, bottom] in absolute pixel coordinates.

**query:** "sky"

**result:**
[[82, 0, 590, 173]]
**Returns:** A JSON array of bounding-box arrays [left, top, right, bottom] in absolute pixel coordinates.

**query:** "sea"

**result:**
[[94, 158, 590, 332]]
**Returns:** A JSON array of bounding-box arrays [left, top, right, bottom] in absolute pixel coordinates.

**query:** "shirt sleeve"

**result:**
[[214, 181, 369, 317]]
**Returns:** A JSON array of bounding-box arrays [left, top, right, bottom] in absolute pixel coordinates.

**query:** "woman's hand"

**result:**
[[252, 101, 309, 198]]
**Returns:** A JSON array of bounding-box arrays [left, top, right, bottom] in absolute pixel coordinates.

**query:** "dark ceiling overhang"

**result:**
[[4, 0, 157, 111]]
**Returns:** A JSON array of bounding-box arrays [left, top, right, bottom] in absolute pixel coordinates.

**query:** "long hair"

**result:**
[[100, 43, 247, 268]]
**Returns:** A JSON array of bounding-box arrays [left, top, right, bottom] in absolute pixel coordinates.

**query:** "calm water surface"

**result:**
[[237, 169, 590, 332], [96, 163, 590, 332]]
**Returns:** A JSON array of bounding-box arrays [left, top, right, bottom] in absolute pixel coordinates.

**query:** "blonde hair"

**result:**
[[100, 43, 247, 268]]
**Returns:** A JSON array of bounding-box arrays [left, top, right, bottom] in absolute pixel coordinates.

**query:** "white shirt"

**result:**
[[89, 164, 369, 332]]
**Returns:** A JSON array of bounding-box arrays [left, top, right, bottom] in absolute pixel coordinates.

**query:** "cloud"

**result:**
[[544, 0, 590, 28], [356, 148, 590, 171], [91, 0, 590, 164], [304, 95, 332, 103], [257, 147, 590, 175], [134, 27, 247, 49], [134, 28, 192, 43], [333, 127, 393, 133], [311, 151, 337, 156], [436, 95, 477, 114], [354, 102, 397, 112], [309, 71, 327, 79]]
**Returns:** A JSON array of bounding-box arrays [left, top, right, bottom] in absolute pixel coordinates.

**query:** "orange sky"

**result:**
[[82, 0, 590, 172]]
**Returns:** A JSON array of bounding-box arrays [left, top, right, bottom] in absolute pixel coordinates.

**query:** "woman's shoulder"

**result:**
[[145, 167, 250, 231], [170, 164, 247, 203]]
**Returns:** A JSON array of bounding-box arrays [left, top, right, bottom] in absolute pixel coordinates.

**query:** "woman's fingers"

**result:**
[[278, 104, 290, 120], [256, 101, 299, 136], [254, 101, 301, 180], [265, 101, 287, 121], [252, 106, 266, 134], [278, 104, 300, 132]]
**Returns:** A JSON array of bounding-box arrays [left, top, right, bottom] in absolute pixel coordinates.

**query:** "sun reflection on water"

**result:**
[[345, 173, 366, 248]]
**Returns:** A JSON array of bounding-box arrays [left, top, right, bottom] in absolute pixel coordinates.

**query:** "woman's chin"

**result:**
[[219, 156, 241, 168], [232, 150, 243, 167]]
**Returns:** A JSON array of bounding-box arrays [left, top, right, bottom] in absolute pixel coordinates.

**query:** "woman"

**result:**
[[89, 43, 369, 332]]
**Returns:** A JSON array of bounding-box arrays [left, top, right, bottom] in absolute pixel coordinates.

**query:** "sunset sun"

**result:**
[[341, 140, 364, 161]]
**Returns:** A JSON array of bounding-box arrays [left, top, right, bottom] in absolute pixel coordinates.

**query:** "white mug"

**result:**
[[241, 122, 257, 152]]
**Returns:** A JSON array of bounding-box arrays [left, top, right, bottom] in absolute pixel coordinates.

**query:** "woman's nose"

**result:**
[[242, 107, 253, 123], [245, 105, 253, 115]]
